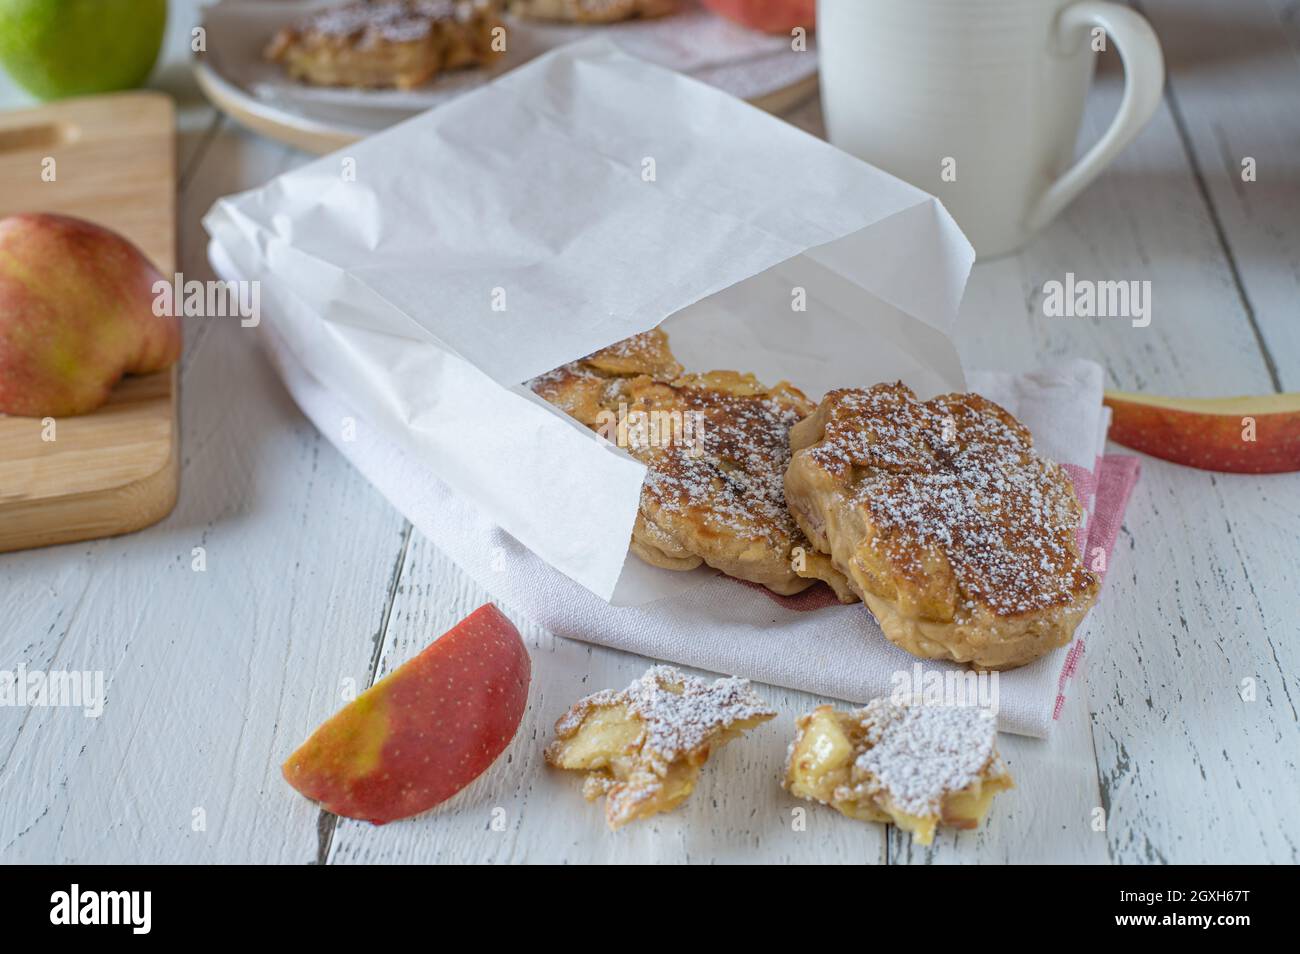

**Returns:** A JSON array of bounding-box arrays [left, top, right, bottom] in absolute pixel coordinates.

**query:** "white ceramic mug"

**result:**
[[818, 0, 1164, 258]]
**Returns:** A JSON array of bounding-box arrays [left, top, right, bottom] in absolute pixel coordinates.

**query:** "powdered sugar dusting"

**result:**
[[526, 363, 589, 390], [528, 338, 819, 590], [530, 358, 816, 551], [596, 332, 664, 363], [526, 330, 680, 395], [557, 665, 775, 760], [301, 1, 464, 42], [516, 0, 668, 20], [853, 699, 998, 817], [639, 378, 808, 546], [805, 384, 1094, 616]]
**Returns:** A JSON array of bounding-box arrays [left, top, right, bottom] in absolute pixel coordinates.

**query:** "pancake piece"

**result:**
[[526, 328, 682, 427], [546, 665, 775, 829], [784, 383, 1099, 669], [528, 334, 854, 600], [620, 370, 852, 597], [509, 0, 677, 24], [784, 700, 1013, 845], [264, 1, 502, 90]]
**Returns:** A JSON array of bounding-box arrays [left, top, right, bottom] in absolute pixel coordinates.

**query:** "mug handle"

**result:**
[[1025, 1, 1165, 232]]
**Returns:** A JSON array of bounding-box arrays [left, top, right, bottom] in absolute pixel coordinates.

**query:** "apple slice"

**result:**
[[283, 604, 531, 824], [700, 0, 815, 34], [1104, 390, 1300, 474]]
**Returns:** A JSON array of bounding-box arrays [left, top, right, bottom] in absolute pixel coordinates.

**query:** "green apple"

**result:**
[[0, 0, 167, 101]]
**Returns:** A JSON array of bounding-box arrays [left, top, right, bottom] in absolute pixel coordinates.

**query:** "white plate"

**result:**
[[195, 0, 819, 153]]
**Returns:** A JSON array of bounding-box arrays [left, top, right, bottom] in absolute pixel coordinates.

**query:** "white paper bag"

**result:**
[[205, 39, 975, 604]]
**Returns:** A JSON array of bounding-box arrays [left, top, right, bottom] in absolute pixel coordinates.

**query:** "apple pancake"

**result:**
[[509, 0, 677, 24], [784, 700, 1013, 845], [529, 334, 855, 600], [546, 665, 775, 829], [619, 370, 854, 597], [264, 0, 501, 90], [785, 383, 1099, 669], [526, 328, 683, 427]]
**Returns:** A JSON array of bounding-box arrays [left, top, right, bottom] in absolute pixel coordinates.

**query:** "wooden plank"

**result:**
[[324, 533, 889, 864], [0, 120, 414, 862], [1134, 0, 1300, 390], [0, 0, 407, 864], [954, 55, 1300, 863], [1091, 469, 1300, 863], [0, 93, 175, 267], [0, 93, 180, 553], [889, 685, 1110, 864]]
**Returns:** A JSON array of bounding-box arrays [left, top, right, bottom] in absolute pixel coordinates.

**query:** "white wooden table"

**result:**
[[2, 0, 1297, 865]]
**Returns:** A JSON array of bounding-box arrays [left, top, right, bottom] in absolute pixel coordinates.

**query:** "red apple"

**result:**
[[283, 604, 532, 824], [0, 212, 180, 417], [1104, 390, 1300, 474], [701, 0, 815, 34]]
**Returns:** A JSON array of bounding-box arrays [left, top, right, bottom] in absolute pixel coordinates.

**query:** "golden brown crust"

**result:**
[[529, 334, 856, 601], [264, 1, 502, 90], [785, 383, 1099, 669], [784, 700, 1013, 845], [545, 666, 775, 829], [624, 371, 821, 596], [508, 0, 677, 24], [526, 328, 682, 427], [582, 329, 684, 380], [792, 545, 860, 604]]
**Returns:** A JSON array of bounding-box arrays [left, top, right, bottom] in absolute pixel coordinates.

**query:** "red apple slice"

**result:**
[[700, 0, 815, 34], [283, 603, 531, 824], [1104, 390, 1300, 474]]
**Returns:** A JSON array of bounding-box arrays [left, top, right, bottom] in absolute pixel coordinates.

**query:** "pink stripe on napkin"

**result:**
[[1052, 453, 1141, 719], [1062, 462, 1100, 507], [1062, 461, 1100, 549]]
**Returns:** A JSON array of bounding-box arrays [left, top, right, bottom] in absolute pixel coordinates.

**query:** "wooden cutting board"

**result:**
[[0, 92, 178, 553]]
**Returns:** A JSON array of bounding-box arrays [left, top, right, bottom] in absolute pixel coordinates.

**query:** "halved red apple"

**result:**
[[1104, 390, 1300, 474], [283, 604, 531, 824]]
